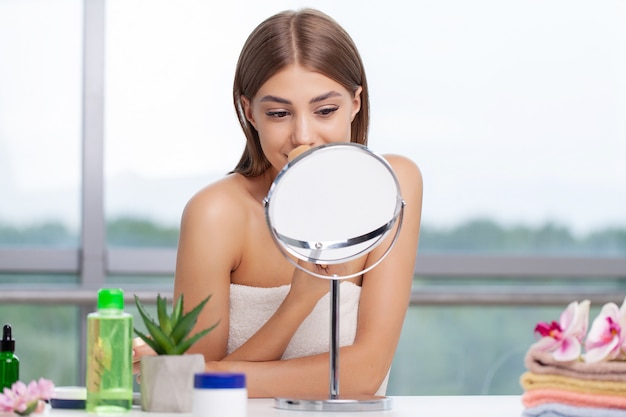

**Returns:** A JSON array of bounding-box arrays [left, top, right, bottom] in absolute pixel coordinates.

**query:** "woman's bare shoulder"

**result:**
[[383, 154, 423, 190], [181, 174, 251, 227]]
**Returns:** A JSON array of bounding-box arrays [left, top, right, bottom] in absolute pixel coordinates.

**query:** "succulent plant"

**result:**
[[134, 293, 219, 355]]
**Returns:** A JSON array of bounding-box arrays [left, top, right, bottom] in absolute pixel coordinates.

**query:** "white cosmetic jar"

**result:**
[[192, 372, 247, 417]]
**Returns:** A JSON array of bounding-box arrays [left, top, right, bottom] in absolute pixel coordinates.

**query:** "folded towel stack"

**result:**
[[520, 350, 626, 417]]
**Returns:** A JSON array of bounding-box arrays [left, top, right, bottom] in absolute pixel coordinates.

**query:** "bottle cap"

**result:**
[[194, 373, 246, 389], [97, 288, 124, 310], [1, 324, 15, 353]]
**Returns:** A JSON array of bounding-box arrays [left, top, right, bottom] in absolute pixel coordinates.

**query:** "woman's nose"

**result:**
[[292, 115, 315, 146]]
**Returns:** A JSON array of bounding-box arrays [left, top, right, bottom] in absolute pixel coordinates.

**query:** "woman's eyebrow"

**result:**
[[258, 91, 342, 105], [310, 91, 342, 104], [259, 95, 291, 104]]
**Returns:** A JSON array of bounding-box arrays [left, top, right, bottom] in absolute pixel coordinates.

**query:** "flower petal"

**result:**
[[0, 392, 15, 413], [553, 337, 581, 361], [530, 336, 561, 352], [36, 379, 54, 401], [585, 336, 621, 363], [586, 303, 619, 346], [562, 300, 590, 340], [559, 301, 578, 331], [578, 300, 591, 336]]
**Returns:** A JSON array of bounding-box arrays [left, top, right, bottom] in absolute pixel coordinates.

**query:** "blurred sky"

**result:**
[[0, 0, 625, 234]]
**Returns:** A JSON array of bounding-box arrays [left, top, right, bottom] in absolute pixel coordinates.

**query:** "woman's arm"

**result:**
[[174, 177, 334, 363], [133, 180, 239, 373], [173, 179, 243, 361], [222, 265, 331, 362]]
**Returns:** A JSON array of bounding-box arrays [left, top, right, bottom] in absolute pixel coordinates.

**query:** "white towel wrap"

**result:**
[[228, 281, 389, 396]]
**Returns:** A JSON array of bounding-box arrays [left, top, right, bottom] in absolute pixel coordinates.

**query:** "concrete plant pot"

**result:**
[[140, 354, 205, 412]]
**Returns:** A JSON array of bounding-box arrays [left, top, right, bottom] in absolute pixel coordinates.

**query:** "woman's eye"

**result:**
[[266, 110, 289, 118], [317, 106, 338, 116]]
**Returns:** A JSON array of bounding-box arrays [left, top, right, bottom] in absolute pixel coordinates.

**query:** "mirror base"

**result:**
[[274, 396, 392, 412]]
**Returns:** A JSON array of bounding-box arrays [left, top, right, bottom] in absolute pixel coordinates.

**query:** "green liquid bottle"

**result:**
[[0, 324, 19, 391], [86, 289, 133, 414]]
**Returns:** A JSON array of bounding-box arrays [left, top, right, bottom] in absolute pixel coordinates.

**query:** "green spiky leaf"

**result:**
[[156, 294, 172, 336], [134, 295, 176, 354], [172, 320, 220, 355], [133, 293, 218, 355], [170, 294, 212, 344], [133, 328, 162, 355], [170, 294, 184, 327]]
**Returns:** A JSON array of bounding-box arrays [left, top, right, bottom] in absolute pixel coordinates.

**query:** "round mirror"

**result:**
[[264, 143, 404, 279]]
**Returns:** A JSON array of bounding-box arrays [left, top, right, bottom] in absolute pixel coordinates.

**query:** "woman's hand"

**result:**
[[132, 337, 156, 376], [288, 258, 362, 304], [287, 260, 335, 303]]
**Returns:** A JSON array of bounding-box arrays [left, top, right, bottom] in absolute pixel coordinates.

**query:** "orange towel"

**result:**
[[526, 350, 626, 382], [523, 388, 626, 410], [520, 371, 626, 396]]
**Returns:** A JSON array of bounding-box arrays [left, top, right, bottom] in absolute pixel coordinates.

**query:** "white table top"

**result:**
[[48, 395, 524, 417]]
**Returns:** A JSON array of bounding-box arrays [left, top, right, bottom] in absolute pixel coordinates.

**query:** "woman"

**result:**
[[134, 8, 423, 398]]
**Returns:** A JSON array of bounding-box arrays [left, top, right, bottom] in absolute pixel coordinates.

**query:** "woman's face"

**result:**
[[241, 64, 362, 173]]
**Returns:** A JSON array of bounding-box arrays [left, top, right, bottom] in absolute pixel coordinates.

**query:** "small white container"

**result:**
[[193, 373, 247, 417], [50, 386, 87, 410]]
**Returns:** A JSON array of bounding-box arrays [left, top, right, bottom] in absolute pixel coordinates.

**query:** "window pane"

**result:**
[[362, 1, 626, 245], [103, 2, 255, 244], [0, 0, 83, 247], [0, 304, 80, 386], [104, 0, 625, 253], [0, 300, 162, 389], [389, 304, 605, 395]]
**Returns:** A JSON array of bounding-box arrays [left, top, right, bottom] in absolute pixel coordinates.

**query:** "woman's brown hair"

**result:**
[[232, 8, 370, 177]]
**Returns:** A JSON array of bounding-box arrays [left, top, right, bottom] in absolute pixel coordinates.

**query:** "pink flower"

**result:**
[[32, 379, 54, 401], [0, 387, 16, 413], [0, 379, 55, 416], [8, 381, 29, 413], [531, 300, 590, 361], [584, 297, 626, 363]]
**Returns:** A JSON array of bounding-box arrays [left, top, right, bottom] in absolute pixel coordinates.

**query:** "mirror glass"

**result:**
[[265, 143, 403, 269]]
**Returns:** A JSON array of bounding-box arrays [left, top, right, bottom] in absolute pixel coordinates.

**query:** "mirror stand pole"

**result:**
[[330, 278, 340, 399], [274, 277, 392, 411]]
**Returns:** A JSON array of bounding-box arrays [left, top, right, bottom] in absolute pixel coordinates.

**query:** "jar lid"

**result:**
[[194, 373, 246, 389], [52, 386, 87, 400]]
